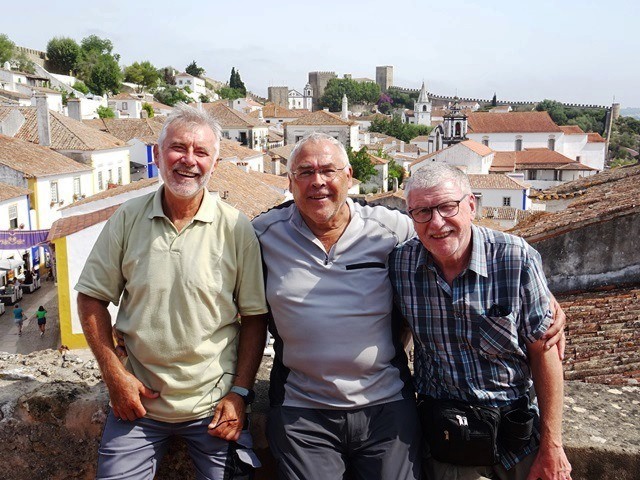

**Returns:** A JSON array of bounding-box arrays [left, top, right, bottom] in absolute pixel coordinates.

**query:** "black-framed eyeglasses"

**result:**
[[408, 194, 469, 223], [291, 166, 347, 181]]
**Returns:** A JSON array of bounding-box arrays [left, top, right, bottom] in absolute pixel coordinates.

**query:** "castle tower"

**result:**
[[376, 66, 393, 92], [414, 81, 432, 126], [268, 86, 289, 108], [308, 71, 337, 111]]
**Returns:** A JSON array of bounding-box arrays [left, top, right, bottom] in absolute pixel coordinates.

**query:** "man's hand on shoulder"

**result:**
[[207, 392, 246, 442], [542, 294, 567, 360]]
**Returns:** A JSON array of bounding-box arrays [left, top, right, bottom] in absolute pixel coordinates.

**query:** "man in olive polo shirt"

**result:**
[[76, 104, 269, 479]]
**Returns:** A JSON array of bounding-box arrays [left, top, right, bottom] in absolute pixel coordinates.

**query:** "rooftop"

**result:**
[[467, 111, 563, 134], [285, 110, 356, 126]]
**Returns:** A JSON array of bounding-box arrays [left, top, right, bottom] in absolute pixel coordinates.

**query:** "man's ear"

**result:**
[[468, 193, 477, 218], [153, 144, 160, 166]]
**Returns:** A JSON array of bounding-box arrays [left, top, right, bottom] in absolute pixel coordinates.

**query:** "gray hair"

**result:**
[[287, 133, 350, 173], [404, 163, 472, 199], [157, 103, 222, 149]]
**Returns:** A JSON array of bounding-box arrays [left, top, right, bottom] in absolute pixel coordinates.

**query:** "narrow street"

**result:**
[[0, 278, 60, 354]]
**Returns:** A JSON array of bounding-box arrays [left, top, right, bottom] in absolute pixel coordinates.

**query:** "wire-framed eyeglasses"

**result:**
[[408, 194, 469, 223], [291, 166, 347, 181]]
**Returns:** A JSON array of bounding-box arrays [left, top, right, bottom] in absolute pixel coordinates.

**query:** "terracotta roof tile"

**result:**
[[249, 103, 306, 119], [0, 106, 125, 150], [367, 153, 389, 165], [410, 135, 430, 143], [0, 181, 30, 202], [467, 111, 563, 133], [469, 174, 526, 189], [491, 150, 595, 172], [48, 204, 121, 241], [509, 164, 640, 241], [460, 139, 493, 157], [249, 170, 289, 190], [0, 134, 92, 177], [587, 132, 606, 143], [559, 125, 585, 135], [200, 103, 267, 128], [285, 110, 356, 126], [83, 118, 163, 143], [219, 139, 262, 161]]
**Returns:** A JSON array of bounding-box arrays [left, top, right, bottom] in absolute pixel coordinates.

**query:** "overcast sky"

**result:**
[[4, 0, 638, 107]]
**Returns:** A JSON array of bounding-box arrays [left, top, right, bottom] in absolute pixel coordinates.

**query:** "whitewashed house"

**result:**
[[410, 140, 494, 175], [108, 93, 143, 119], [285, 110, 360, 150], [175, 72, 207, 101]]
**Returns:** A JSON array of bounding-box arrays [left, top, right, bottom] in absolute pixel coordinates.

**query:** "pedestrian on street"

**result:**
[[13, 304, 24, 336], [36, 305, 47, 336]]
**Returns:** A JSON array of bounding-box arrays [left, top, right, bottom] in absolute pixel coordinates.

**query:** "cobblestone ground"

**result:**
[[0, 278, 60, 354]]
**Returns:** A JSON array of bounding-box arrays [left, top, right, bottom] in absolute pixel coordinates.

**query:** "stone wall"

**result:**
[[1, 350, 639, 479]]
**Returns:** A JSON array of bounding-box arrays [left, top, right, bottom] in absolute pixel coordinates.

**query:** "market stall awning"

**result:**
[[0, 258, 25, 270]]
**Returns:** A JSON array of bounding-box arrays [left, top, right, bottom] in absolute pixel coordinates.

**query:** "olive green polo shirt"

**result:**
[[76, 186, 268, 422]]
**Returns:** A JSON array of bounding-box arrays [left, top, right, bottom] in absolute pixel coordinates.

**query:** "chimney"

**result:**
[[35, 93, 51, 146], [393, 177, 398, 193], [67, 98, 82, 121], [400, 141, 405, 153], [272, 157, 280, 176], [258, 109, 264, 122]]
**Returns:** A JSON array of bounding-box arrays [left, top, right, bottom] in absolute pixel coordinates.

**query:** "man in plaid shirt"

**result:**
[[390, 164, 571, 480]]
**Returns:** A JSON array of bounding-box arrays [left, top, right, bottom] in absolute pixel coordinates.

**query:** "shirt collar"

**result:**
[[148, 185, 217, 224], [414, 224, 488, 278]]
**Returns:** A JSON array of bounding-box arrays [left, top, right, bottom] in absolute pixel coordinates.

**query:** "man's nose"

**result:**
[[310, 171, 326, 186], [180, 149, 197, 165]]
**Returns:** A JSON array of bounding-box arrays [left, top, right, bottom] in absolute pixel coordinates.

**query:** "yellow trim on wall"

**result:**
[[54, 237, 88, 349], [27, 178, 39, 227]]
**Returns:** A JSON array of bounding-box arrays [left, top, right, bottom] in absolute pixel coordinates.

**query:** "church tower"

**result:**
[[441, 97, 468, 147], [414, 81, 432, 126], [303, 83, 313, 111]]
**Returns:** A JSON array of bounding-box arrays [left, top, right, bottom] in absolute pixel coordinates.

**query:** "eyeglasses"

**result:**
[[291, 166, 347, 181], [408, 194, 469, 223]]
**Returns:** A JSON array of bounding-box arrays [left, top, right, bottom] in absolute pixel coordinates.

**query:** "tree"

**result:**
[[216, 86, 244, 100], [347, 147, 377, 183], [387, 159, 405, 190], [142, 102, 154, 118], [491, 93, 497, 107], [154, 85, 192, 106], [319, 78, 381, 111], [124, 61, 160, 92], [85, 54, 122, 96], [536, 99, 607, 135], [96, 105, 115, 118], [369, 115, 431, 143], [75, 35, 122, 95], [46, 37, 80, 74], [11, 50, 35, 73], [73, 81, 89, 94], [0, 34, 15, 65], [185, 60, 205, 77], [229, 67, 246, 96]]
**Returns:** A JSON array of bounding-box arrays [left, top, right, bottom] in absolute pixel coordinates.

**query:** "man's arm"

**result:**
[[77, 292, 157, 421], [208, 313, 269, 441], [526, 339, 572, 480]]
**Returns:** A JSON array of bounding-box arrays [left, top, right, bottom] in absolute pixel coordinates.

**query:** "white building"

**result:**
[[284, 110, 360, 150], [412, 81, 432, 126], [288, 84, 313, 111], [174, 73, 207, 101], [201, 102, 270, 152], [410, 140, 494, 176], [108, 93, 143, 119], [469, 174, 531, 210]]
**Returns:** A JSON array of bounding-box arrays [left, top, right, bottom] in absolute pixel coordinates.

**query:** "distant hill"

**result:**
[[620, 107, 640, 119]]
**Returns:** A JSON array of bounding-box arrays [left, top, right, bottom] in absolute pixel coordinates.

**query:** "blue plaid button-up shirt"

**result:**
[[390, 225, 552, 468]]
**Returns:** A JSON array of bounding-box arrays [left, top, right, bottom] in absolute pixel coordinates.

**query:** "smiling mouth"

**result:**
[[175, 170, 198, 178], [431, 230, 453, 239], [309, 194, 330, 200]]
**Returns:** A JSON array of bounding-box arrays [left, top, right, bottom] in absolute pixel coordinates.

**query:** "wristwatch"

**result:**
[[230, 385, 255, 405]]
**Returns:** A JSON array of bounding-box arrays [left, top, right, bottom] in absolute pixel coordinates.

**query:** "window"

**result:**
[[529, 170, 537, 180], [502, 197, 511, 207], [295, 135, 303, 142], [548, 138, 555, 150], [50, 181, 59, 203], [73, 177, 81, 196], [98, 171, 104, 190], [482, 137, 489, 147], [554, 170, 563, 181], [122, 103, 128, 110], [118, 167, 123, 184], [8, 204, 18, 229], [515, 138, 523, 151]]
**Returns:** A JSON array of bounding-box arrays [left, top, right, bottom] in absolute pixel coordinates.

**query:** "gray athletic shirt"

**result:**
[[252, 198, 415, 409]]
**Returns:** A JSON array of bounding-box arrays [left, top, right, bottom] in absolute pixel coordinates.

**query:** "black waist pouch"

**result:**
[[419, 397, 501, 466], [499, 398, 535, 452]]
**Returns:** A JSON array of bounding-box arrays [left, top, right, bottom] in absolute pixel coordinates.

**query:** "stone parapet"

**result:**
[[0, 351, 638, 479]]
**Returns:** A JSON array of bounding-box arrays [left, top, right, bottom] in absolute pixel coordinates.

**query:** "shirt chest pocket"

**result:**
[[473, 312, 520, 357]]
